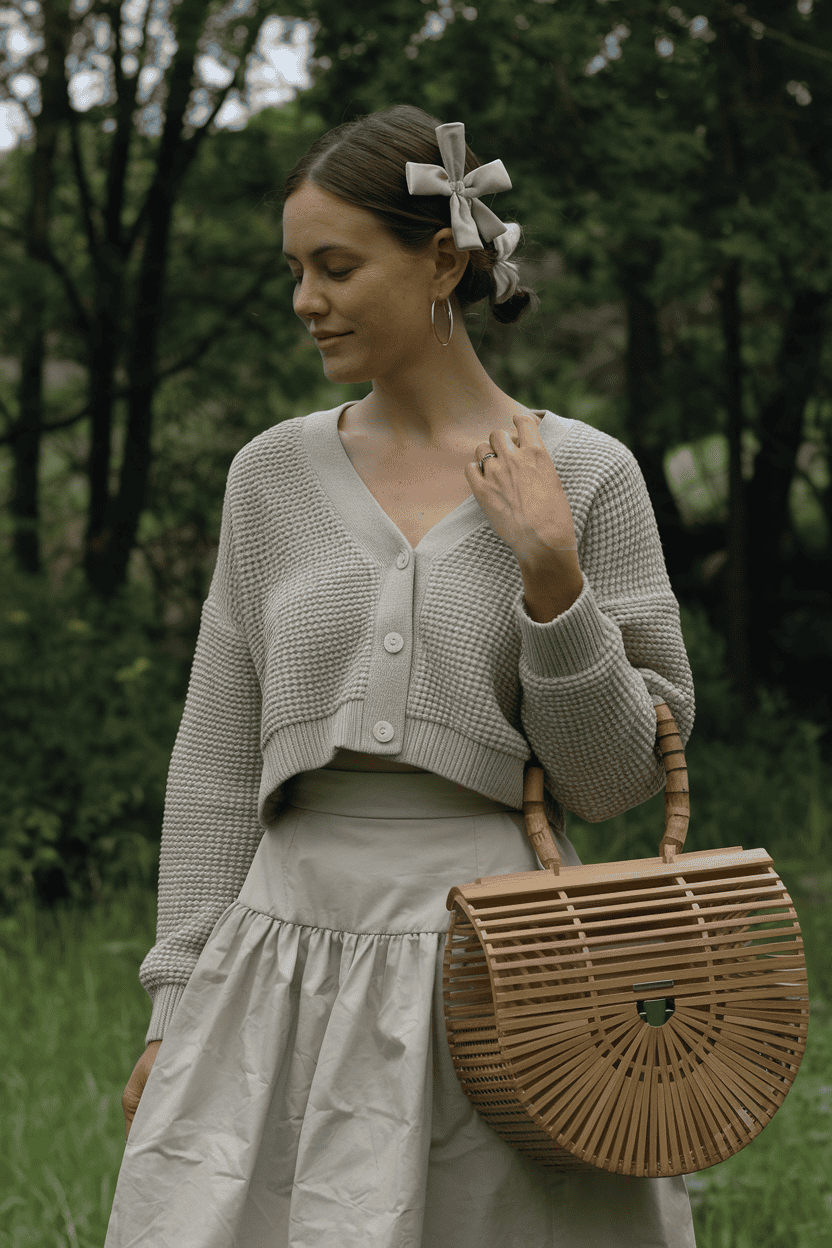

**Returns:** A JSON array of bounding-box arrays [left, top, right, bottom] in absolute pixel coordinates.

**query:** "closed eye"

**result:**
[[289, 268, 354, 283]]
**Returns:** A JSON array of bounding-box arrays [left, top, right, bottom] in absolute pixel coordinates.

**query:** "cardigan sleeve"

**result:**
[[513, 442, 694, 823], [138, 465, 264, 1044]]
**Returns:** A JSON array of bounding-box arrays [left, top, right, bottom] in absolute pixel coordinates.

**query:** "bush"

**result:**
[[565, 602, 832, 874], [0, 562, 186, 910], [3, 563, 829, 921]]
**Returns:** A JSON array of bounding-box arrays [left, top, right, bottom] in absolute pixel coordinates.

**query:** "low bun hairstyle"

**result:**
[[280, 105, 538, 326]]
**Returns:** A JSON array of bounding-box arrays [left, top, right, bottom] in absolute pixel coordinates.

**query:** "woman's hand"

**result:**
[[464, 408, 578, 570], [122, 1040, 162, 1140]]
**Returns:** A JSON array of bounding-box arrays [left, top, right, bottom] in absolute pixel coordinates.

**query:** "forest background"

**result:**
[[1, 0, 831, 1245]]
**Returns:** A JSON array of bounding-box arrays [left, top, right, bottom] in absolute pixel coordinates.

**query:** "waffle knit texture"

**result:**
[[139, 404, 695, 1043]]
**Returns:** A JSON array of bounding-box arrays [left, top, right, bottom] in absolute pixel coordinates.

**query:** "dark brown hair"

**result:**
[[279, 104, 537, 326]]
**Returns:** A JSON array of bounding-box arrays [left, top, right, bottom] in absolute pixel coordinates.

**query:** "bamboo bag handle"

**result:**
[[521, 701, 690, 874]]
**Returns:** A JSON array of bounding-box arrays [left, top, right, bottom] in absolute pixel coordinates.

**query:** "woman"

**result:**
[[106, 105, 696, 1247]]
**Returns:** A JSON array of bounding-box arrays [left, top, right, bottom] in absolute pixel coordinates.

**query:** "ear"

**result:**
[[432, 227, 469, 299]]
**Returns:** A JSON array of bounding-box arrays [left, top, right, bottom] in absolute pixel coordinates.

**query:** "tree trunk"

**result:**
[[81, 0, 249, 596], [99, 191, 176, 595], [83, 0, 144, 580], [717, 258, 756, 712], [10, 1, 68, 574], [11, 283, 47, 575], [85, 0, 210, 597], [82, 273, 124, 576], [746, 289, 828, 669], [621, 271, 691, 575]]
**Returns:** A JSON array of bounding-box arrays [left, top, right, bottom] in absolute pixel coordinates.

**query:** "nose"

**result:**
[[293, 274, 329, 322]]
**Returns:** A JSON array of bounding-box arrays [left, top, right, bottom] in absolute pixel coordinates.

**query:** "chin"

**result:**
[[322, 359, 372, 385]]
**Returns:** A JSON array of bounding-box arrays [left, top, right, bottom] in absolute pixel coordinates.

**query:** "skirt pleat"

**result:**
[[105, 767, 696, 1248]]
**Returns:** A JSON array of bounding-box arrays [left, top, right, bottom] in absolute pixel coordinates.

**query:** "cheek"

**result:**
[[346, 263, 425, 341], [375, 284, 424, 336], [356, 287, 409, 339]]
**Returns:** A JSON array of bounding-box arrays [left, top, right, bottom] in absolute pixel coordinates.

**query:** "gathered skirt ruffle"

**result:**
[[106, 767, 696, 1248]]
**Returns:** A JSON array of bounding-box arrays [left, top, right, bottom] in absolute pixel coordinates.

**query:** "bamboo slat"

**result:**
[[441, 702, 809, 1177]]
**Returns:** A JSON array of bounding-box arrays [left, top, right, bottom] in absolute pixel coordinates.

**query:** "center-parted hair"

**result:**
[[280, 104, 536, 326]]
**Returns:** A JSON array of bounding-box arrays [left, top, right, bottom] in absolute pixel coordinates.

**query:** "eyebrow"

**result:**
[[281, 244, 359, 261]]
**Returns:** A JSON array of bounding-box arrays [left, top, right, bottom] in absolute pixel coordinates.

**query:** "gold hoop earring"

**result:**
[[431, 298, 453, 347]]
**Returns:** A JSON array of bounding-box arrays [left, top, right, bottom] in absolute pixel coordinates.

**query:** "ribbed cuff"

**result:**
[[515, 572, 618, 679], [145, 982, 187, 1045]]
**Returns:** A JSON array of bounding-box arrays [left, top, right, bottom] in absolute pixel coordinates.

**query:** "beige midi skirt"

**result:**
[[105, 767, 697, 1248]]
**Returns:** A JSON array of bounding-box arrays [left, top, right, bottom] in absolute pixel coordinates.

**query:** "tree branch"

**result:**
[[0, 220, 91, 334], [0, 258, 278, 447], [155, 264, 277, 381], [0, 401, 90, 446], [115, 0, 156, 258], [40, 244, 92, 336], [177, 5, 267, 181], [68, 110, 101, 254], [105, 0, 130, 249], [124, 195, 151, 258], [123, 3, 268, 258], [722, 2, 832, 65]]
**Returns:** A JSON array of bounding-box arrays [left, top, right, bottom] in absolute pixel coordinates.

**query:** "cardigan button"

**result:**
[[372, 721, 394, 742], [396, 551, 409, 569], [384, 632, 404, 653]]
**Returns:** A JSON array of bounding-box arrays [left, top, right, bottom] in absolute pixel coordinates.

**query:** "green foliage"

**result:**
[[2, 0, 831, 726], [3, 0, 832, 918], [565, 602, 832, 877], [1, 12, 831, 1235], [0, 563, 185, 911], [3, 546, 829, 943]]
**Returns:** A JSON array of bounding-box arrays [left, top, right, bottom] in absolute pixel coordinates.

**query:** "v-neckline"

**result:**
[[334, 401, 548, 552], [302, 402, 556, 563]]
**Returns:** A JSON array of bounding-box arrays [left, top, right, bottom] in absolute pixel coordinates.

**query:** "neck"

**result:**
[[360, 313, 516, 448]]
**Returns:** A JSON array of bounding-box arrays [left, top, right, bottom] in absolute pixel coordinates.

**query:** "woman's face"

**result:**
[[282, 180, 459, 385]]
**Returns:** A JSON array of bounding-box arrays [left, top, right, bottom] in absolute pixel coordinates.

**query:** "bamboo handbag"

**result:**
[[442, 702, 809, 1178]]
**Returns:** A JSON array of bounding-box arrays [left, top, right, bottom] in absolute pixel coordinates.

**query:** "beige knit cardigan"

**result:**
[[139, 403, 695, 1043]]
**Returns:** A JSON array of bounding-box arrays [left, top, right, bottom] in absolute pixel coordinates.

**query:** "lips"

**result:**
[[314, 332, 351, 348]]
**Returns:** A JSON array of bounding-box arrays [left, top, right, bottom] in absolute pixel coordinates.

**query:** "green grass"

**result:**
[[683, 868, 832, 1248], [0, 891, 156, 1248], [0, 882, 830, 1247]]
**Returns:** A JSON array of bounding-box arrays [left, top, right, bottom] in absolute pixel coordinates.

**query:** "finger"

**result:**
[[512, 408, 537, 442], [487, 429, 514, 454]]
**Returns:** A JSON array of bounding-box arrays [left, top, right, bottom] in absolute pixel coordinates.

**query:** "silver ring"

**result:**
[[479, 452, 497, 472]]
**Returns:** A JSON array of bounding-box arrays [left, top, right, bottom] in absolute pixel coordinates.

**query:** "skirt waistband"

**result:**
[[284, 767, 522, 821]]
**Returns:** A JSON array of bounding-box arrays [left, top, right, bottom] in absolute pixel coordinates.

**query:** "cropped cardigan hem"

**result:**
[[135, 402, 695, 1037]]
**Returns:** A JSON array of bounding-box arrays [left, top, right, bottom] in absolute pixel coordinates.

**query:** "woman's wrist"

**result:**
[[519, 553, 583, 623]]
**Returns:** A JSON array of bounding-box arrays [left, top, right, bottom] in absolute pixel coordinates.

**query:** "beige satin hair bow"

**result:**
[[405, 121, 511, 251], [406, 121, 521, 303]]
